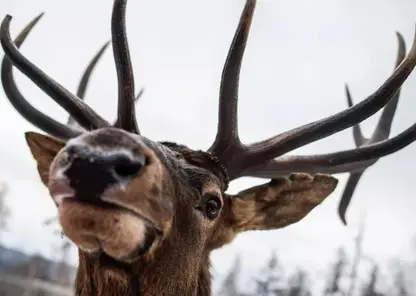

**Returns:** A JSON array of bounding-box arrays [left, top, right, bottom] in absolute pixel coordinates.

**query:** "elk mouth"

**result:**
[[56, 192, 162, 264], [71, 194, 160, 231]]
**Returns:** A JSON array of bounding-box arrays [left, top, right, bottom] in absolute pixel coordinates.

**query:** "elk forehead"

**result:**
[[66, 127, 145, 151]]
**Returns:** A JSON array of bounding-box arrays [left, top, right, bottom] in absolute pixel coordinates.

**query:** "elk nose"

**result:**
[[63, 144, 147, 197]]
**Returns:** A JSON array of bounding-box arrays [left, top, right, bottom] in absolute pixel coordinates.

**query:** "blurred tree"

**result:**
[[410, 236, 416, 293], [15, 254, 49, 281], [391, 264, 410, 296], [324, 247, 347, 296], [360, 264, 385, 296], [0, 182, 10, 241], [55, 240, 73, 286], [20, 254, 49, 296], [219, 255, 243, 296], [347, 215, 367, 296], [254, 252, 285, 296], [44, 214, 75, 286], [286, 269, 312, 296]]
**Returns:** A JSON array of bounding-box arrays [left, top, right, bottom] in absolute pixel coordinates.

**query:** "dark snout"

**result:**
[[64, 143, 147, 198]]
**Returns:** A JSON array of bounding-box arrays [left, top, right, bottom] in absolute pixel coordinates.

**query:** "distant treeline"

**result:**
[[217, 239, 416, 296]]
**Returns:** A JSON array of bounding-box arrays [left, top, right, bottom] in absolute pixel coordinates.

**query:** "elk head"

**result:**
[[1, 0, 416, 295]]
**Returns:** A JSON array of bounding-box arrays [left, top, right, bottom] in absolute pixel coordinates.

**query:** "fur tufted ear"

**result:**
[[227, 173, 338, 232], [25, 132, 65, 185]]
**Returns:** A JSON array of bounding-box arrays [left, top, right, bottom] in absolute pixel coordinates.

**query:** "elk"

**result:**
[[1, 0, 416, 295]]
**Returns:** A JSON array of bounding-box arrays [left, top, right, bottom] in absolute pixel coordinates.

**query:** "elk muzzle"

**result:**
[[48, 128, 173, 262]]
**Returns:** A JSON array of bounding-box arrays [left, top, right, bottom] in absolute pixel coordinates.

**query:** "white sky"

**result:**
[[1, 0, 416, 291]]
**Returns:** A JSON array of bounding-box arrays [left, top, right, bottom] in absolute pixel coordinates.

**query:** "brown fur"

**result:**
[[24, 130, 338, 296]]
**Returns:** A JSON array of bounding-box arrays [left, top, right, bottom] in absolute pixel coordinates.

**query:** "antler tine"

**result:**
[[372, 32, 406, 140], [0, 15, 110, 131], [337, 32, 406, 225], [135, 87, 144, 102], [338, 172, 364, 225], [0, 13, 80, 139], [208, 0, 256, 155], [112, 0, 140, 134], [75, 42, 111, 100], [67, 41, 110, 126]]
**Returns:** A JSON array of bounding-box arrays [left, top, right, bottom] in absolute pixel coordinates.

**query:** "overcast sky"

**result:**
[[1, 0, 416, 292]]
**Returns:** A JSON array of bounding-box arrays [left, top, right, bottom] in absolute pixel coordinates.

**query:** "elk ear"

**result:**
[[25, 132, 66, 185], [227, 174, 338, 233]]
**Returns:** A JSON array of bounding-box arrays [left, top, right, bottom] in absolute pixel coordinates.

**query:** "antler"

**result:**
[[0, 0, 142, 139], [0, 12, 145, 136], [208, 0, 416, 184], [245, 34, 407, 225]]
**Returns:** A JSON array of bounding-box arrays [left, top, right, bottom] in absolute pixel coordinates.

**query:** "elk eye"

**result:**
[[204, 196, 221, 220]]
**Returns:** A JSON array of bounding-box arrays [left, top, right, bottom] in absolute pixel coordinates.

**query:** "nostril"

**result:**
[[112, 154, 147, 180], [113, 162, 144, 179]]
